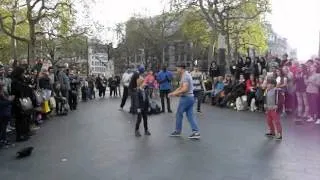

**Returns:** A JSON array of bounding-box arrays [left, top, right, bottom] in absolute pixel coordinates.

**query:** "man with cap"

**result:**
[[128, 65, 145, 114], [169, 64, 200, 139]]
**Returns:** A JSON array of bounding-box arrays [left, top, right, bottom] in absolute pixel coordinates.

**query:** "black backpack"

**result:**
[[148, 100, 161, 115]]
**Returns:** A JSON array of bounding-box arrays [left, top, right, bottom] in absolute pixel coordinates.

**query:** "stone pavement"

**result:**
[[1, 97, 320, 180]]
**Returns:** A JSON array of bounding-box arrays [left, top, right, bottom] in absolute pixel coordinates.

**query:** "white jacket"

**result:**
[[122, 72, 133, 87]]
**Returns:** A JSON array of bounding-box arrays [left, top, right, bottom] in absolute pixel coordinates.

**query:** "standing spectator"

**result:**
[[275, 68, 287, 116], [69, 71, 79, 110], [96, 75, 105, 98], [280, 53, 289, 68], [295, 65, 308, 119], [157, 66, 173, 113], [265, 79, 282, 140], [144, 70, 156, 98], [115, 75, 121, 97], [235, 57, 245, 80], [39, 69, 51, 119], [57, 65, 70, 100], [191, 67, 204, 112], [305, 65, 320, 124], [246, 74, 257, 111], [229, 60, 237, 76], [282, 66, 295, 113], [209, 61, 220, 79], [119, 69, 133, 110], [108, 76, 118, 97], [87, 76, 95, 99], [243, 57, 252, 80], [169, 64, 200, 139], [11, 67, 33, 142], [48, 67, 55, 90], [0, 64, 13, 146]]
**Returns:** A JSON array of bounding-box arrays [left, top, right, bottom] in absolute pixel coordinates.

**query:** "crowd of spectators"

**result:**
[[203, 54, 320, 125]]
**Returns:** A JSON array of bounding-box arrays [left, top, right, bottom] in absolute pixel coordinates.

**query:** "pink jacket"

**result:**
[[144, 74, 156, 88]]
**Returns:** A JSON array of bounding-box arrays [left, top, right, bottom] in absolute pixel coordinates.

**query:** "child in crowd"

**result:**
[[135, 78, 151, 137], [264, 79, 282, 140]]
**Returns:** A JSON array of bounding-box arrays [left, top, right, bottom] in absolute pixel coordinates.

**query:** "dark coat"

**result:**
[[137, 89, 149, 111]]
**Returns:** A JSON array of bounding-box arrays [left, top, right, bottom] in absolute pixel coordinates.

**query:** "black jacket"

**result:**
[[137, 89, 149, 111], [39, 76, 51, 90]]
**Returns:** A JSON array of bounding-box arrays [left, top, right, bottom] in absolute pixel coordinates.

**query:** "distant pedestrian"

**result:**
[[169, 64, 200, 139], [135, 78, 151, 137], [264, 79, 282, 140]]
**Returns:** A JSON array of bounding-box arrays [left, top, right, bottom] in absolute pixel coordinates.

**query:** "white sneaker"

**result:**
[[315, 119, 320, 124], [307, 117, 314, 122]]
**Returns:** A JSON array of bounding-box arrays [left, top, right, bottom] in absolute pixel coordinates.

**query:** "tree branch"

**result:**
[[0, 15, 29, 42]]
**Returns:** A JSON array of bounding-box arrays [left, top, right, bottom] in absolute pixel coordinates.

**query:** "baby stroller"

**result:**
[[53, 83, 69, 115], [55, 96, 69, 115]]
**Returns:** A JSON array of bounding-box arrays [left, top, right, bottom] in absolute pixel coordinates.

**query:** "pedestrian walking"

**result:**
[[169, 64, 200, 139], [135, 78, 151, 137], [264, 79, 282, 140]]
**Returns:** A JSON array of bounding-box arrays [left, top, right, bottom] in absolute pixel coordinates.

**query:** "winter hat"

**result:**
[[138, 65, 145, 74]]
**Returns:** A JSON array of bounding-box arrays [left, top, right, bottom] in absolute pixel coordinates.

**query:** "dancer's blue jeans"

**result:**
[[175, 96, 199, 132]]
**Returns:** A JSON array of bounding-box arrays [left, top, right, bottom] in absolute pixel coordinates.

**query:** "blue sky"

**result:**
[[91, 0, 320, 60]]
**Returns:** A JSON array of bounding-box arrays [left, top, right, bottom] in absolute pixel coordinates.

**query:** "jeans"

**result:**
[[296, 92, 308, 117], [175, 96, 199, 132], [307, 93, 318, 118]]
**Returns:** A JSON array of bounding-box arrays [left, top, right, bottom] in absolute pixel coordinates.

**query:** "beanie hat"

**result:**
[[138, 65, 145, 74]]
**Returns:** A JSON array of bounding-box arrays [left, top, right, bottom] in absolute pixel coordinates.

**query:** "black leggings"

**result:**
[[135, 111, 148, 131], [110, 87, 116, 97], [15, 112, 30, 139], [0, 116, 9, 141]]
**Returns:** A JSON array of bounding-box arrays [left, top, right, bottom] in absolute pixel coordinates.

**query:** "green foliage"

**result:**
[[235, 20, 268, 54], [181, 10, 212, 47], [56, 0, 75, 37]]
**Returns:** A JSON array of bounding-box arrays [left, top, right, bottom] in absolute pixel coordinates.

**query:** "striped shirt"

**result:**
[[191, 71, 203, 91]]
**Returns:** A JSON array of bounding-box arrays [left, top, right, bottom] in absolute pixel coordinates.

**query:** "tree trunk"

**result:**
[[225, 32, 231, 74], [28, 23, 36, 65], [11, 0, 18, 65]]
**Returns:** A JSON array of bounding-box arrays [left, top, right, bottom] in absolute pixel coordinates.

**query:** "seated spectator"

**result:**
[[211, 76, 224, 105], [202, 77, 213, 103], [220, 74, 246, 107]]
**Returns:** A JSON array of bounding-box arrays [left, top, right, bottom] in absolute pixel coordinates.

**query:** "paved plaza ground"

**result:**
[[1, 97, 320, 180]]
